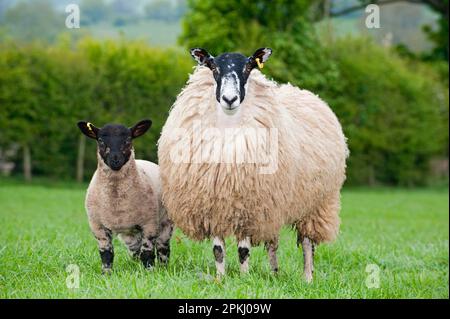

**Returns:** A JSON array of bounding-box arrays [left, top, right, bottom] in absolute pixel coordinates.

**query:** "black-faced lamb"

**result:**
[[78, 119, 173, 273], [158, 48, 348, 282]]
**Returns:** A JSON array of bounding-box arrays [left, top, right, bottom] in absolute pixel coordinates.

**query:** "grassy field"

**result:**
[[0, 178, 448, 298]]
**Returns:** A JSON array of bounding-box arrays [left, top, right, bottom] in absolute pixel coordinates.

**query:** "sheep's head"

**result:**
[[77, 119, 152, 171], [190, 47, 272, 116]]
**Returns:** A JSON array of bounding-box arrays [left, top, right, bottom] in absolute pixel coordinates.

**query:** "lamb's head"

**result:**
[[77, 119, 152, 171], [190, 47, 272, 115]]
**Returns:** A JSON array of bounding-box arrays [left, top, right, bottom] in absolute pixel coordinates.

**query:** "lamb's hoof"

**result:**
[[102, 267, 113, 275], [158, 257, 169, 267], [144, 265, 154, 272]]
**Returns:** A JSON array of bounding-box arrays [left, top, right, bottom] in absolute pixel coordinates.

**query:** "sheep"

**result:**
[[158, 48, 348, 282], [77, 119, 173, 273]]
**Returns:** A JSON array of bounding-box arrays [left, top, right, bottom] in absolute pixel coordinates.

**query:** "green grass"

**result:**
[[0, 178, 448, 298]]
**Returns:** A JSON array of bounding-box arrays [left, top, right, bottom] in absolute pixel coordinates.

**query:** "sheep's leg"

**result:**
[[238, 237, 251, 274], [265, 239, 279, 273], [90, 222, 114, 274], [156, 219, 173, 266], [213, 237, 225, 276], [140, 226, 158, 269], [118, 232, 142, 259], [300, 236, 315, 283]]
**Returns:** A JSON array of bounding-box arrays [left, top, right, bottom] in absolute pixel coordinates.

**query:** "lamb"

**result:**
[[158, 48, 348, 282], [77, 119, 173, 273]]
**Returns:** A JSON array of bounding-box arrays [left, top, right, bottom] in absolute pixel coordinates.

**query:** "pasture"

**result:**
[[0, 178, 448, 298]]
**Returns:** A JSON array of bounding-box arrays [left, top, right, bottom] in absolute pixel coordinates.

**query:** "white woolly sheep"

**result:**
[[78, 119, 173, 273], [158, 48, 348, 282]]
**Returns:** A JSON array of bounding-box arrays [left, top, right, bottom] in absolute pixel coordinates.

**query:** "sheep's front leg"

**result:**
[[155, 219, 173, 266], [238, 237, 251, 273], [140, 225, 157, 269], [301, 236, 315, 283], [213, 237, 225, 276], [265, 239, 279, 273], [90, 222, 114, 274]]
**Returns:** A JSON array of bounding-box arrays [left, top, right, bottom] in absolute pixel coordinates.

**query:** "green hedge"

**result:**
[[0, 38, 448, 185], [0, 39, 192, 180], [322, 38, 448, 186]]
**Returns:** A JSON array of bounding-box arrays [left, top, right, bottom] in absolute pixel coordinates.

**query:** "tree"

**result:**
[[179, 0, 449, 186], [81, 0, 110, 25], [179, 0, 338, 91], [2, 0, 60, 43]]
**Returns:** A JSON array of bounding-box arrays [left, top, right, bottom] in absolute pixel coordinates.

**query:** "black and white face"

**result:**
[[190, 47, 272, 115], [77, 119, 152, 171]]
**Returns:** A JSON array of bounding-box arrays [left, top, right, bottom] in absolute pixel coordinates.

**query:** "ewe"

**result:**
[[158, 48, 348, 281], [78, 119, 172, 273]]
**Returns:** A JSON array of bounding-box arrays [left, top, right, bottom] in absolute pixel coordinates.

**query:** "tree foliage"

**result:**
[[0, 39, 192, 180], [179, 0, 448, 185]]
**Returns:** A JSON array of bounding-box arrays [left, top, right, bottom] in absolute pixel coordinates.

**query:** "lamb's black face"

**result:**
[[77, 119, 152, 171], [96, 124, 133, 171], [190, 47, 272, 115]]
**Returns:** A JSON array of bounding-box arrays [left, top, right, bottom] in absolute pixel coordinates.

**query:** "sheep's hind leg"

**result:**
[[299, 235, 315, 283], [156, 219, 173, 266], [265, 239, 279, 273], [238, 237, 251, 274], [213, 237, 225, 276], [90, 222, 114, 274]]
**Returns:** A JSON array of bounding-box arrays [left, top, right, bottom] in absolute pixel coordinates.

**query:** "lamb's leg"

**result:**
[[300, 236, 315, 283], [90, 222, 114, 274], [265, 239, 279, 273], [140, 225, 158, 270], [118, 232, 142, 259], [213, 237, 225, 276], [238, 237, 251, 274], [156, 219, 173, 266]]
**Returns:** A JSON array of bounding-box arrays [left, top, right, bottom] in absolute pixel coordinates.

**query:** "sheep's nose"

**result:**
[[222, 95, 238, 107], [110, 153, 120, 165]]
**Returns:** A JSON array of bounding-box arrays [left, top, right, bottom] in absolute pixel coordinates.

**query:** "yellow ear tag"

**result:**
[[256, 57, 264, 69], [87, 122, 94, 132]]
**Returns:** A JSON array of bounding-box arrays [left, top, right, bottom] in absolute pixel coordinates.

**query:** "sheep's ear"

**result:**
[[130, 119, 152, 139], [77, 121, 98, 139], [248, 48, 272, 69], [190, 48, 215, 69]]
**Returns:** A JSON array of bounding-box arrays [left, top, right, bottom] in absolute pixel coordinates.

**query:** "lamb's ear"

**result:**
[[130, 119, 152, 139], [77, 121, 98, 139], [190, 48, 215, 69], [248, 48, 272, 69]]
